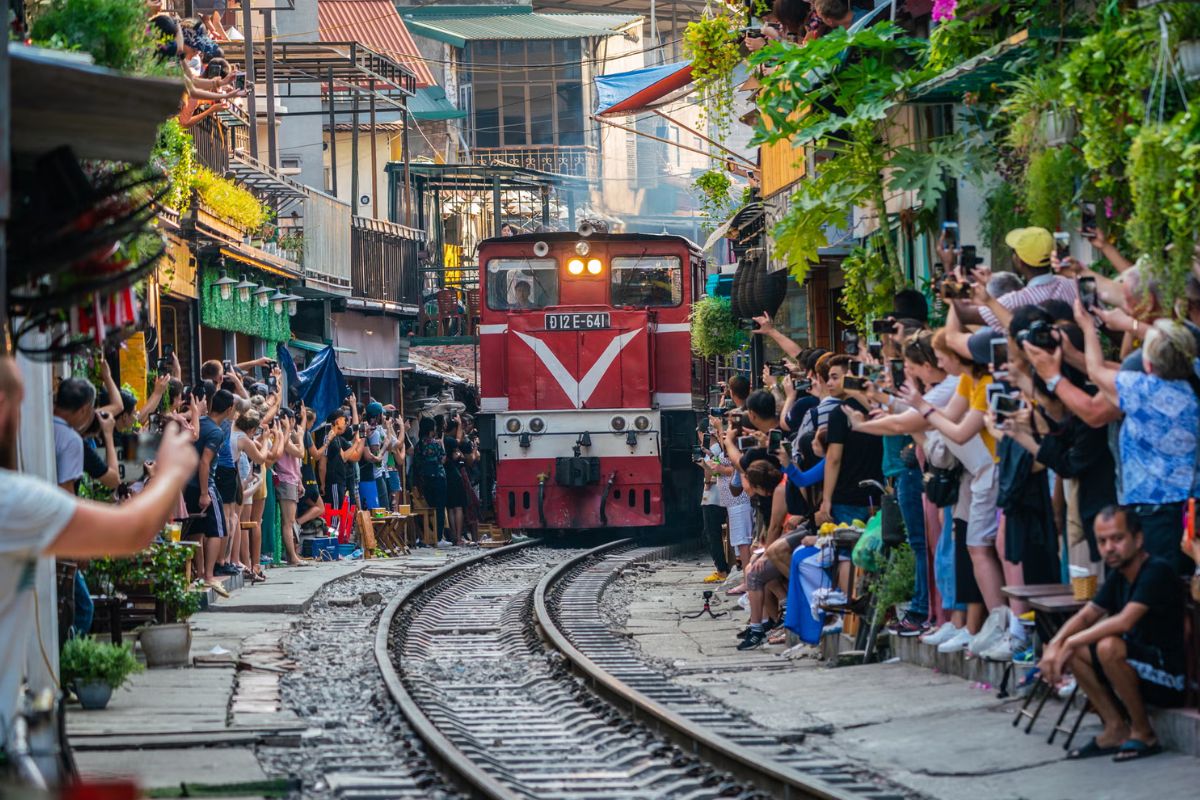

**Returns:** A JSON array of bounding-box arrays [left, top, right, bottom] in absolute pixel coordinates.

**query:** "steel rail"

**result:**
[[374, 540, 538, 800], [533, 540, 857, 800]]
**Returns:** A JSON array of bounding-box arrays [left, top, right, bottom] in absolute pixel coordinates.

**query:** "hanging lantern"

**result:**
[[234, 274, 257, 303], [284, 293, 300, 316], [270, 286, 288, 315], [213, 270, 238, 301], [253, 284, 274, 308]]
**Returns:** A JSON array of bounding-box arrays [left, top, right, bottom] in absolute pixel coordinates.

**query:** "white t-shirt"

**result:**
[[923, 375, 960, 409], [53, 416, 83, 488], [0, 470, 77, 733], [925, 375, 992, 476]]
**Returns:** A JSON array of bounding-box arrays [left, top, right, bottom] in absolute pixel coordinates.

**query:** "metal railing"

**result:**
[[351, 216, 424, 305], [472, 145, 597, 180], [303, 188, 353, 292]]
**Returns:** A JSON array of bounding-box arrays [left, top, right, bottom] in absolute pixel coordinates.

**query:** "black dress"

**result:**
[[444, 436, 466, 509]]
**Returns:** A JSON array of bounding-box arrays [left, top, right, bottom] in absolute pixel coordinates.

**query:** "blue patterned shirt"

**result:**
[[1115, 371, 1199, 504]]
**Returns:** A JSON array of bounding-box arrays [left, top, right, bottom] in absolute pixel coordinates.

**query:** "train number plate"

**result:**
[[544, 312, 611, 331]]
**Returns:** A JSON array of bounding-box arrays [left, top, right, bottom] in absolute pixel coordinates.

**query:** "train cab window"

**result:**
[[611, 256, 682, 307], [486, 258, 559, 310]]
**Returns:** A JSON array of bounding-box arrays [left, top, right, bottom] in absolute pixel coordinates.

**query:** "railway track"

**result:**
[[375, 539, 920, 800]]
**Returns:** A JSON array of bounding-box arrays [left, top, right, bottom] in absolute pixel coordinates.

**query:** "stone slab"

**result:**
[[74, 746, 268, 789], [207, 560, 366, 613]]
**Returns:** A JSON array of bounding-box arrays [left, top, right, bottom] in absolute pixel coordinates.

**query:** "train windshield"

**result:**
[[611, 256, 682, 307], [486, 258, 559, 310]]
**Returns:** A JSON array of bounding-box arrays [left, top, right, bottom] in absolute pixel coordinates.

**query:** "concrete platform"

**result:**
[[67, 557, 384, 792], [616, 556, 1200, 800]]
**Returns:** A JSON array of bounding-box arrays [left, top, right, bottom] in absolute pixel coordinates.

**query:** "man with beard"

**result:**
[[1039, 506, 1185, 762], [0, 357, 198, 728]]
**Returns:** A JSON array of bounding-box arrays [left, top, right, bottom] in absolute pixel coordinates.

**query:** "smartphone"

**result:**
[[888, 359, 906, 391], [769, 363, 790, 377], [989, 337, 1009, 368], [222, 359, 233, 374], [941, 220, 958, 245], [234, 72, 246, 91], [768, 429, 783, 451], [843, 376, 867, 391], [692, 446, 706, 462], [793, 379, 813, 393], [1054, 231, 1071, 262], [736, 435, 759, 451], [985, 382, 1008, 409], [702, 433, 713, 450], [1078, 276, 1098, 310], [871, 319, 894, 335], [267, 375, 278, 392], [958, 245, 977, 270], [841, 329, 859, 356], [852, 360, 867, 378], [868, 341, 883, 360], [1081, 200, 1098, 239], [992, 393, 1023, 417]]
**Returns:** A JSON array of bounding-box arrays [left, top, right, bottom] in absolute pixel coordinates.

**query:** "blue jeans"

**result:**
[[830, 504, 872, 526], [73, 570, 93, 637], [895, 466, 928, 618], [935, 510, 966, 612]]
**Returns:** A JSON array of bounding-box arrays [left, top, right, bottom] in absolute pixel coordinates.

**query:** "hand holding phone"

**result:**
[[1078, 276, 1098, 311]]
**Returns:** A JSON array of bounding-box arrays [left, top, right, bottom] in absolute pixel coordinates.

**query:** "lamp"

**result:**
[[213, 269, 238, 301], [234, 274, 257, 303], [253, 284, 274, 308], [270, 286, 288, 315], [283, 294, 300, 316]]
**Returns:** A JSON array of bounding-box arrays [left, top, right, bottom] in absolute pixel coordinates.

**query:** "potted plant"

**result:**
[[138, 544, 203, 668], [690, 295, 747, 358], [60, 637, 143, 710]]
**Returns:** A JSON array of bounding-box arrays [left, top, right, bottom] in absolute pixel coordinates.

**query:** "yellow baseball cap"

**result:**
[[1004, 227, 1054, 267]]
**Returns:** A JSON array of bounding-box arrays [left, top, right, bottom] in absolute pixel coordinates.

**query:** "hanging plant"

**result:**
[[839, 240, 901, 334], [683, 13, 742, 143], [152, 120, 197, 213], [980, 180, 1029, 265], [693, 168, 734, 224], [199, 268, 291, 342], [690, 295, 747, 358], [1021, 145, 1084, 231]]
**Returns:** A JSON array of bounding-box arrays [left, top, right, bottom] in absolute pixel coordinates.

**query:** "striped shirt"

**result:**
[[979, 273, 1078, 331]]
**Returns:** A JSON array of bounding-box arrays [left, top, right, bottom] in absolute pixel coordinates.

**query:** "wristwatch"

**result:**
[[1045, 374, 1063, 393]]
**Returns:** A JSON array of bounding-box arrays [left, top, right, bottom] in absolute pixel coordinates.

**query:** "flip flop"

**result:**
[[726, 585, 747, 596], [1113, 739, 1163, 762], [1066, 738, 1121, 760]]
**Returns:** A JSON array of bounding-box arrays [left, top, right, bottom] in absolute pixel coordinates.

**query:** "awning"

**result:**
[[331, 311, 403, 376], [407, 352, 472, 386], [595, 62, 694, 116], [909, 30, 1033, 104], [703, 202, 765, 251], [219, 246, 301, 279], [289, 339, 355, 354], [318, 0, 436, 87], [401, 6, 640, 47], [409, 85, 468, 121]]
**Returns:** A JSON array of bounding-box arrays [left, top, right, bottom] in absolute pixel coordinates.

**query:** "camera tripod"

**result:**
[[682, 590, 727, 619]]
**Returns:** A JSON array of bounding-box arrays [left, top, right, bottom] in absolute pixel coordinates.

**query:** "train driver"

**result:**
[[512, 279, 534, 310]]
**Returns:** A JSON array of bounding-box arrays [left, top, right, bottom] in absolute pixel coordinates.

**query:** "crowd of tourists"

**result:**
[[699, 225, 1200, 762]]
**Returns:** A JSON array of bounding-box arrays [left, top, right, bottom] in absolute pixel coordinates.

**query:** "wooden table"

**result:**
[[1002, 583, 1071, 601], [368, 513, 412, 556], [1028, 594, 1087, 615]]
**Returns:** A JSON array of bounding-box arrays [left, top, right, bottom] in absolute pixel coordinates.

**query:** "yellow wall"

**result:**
[[761, 136, 806, 198]]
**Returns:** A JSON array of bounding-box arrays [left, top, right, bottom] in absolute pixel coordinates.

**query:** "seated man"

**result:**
[[1039, 506, 1185, 762]]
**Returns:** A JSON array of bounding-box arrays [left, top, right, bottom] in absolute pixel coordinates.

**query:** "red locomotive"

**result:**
[[476, 228, 705, 533]]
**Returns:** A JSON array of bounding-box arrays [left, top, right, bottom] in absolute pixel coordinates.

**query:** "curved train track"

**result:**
[[374, 540, 914, 800]]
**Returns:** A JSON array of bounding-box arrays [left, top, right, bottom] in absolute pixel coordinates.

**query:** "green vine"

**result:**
[[153, 120, 197, 213], [1022, 146, 1084, 231], [683, 13, 743, 143], [839, 240, 900, 334], [980, 180, 1029, 266], [31, 0, 159, 73], [200, 268, 292, 342], [194, 168, 270, 232], [690, 295, 747, 358]]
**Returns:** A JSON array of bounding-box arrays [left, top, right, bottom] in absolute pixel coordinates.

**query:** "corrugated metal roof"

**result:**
[[401, 6, 640, 47], [409, 86, 468, 121], [318, 0, 436, 87]]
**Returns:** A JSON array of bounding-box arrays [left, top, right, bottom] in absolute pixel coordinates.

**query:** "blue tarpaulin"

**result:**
[[278, 342, 348, 423], [594, 61, 694, 116]]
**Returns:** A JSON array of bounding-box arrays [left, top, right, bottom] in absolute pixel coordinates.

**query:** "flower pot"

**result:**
[[139, 622, 192, 668], [1180, 41, 1200, 82], [1040, 110, 1076, 147], [75, 680, 113, 710]]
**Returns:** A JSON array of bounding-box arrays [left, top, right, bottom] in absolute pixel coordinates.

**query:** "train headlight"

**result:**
[[575, 241, 590, 256], [567, 258, 585, 275], [505, 418, 522, 433], [610, 416, 627, 431], [586, 258, 603, 275], [633, 415, 650, 431], [529, 417, 545, 433]]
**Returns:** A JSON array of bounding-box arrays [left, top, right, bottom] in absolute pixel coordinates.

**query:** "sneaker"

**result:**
[[968, 607, 1012, 656], [920, 622, 960, 646], [736, 618, 776, 640], [703, 571, 728, 583], [1056, 678, 1078, 699], [737, 628, 766, 650], [888, 613, 930, 638], [978, 634, 1019, 662], [436, 539, 453, 549], [936, 626, 974, 654], [1011, 644, 1035, 664]]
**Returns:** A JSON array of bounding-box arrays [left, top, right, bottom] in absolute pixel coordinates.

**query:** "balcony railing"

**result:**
[[472, 145, 597, 180], [303, 188, 353, 294], [351, 216, 424, 306]]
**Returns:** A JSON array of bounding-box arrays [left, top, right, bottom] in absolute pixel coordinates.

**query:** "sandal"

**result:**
[[1113, 739, 1163, 762], [1066, 738, 1121, 760], [768, 629, 788, 645], [206, 580, 230, 598], [726, 584, 747, 596]]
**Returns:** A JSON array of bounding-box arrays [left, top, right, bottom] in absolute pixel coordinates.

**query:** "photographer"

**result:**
[[316, 407, 363, 510], [358, 402, 388, 511], [815, 355, 882, 527]]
